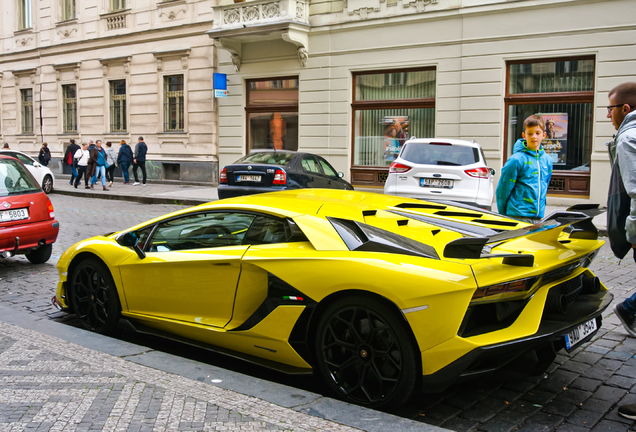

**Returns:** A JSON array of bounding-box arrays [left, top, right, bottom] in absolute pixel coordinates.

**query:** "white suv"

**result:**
[[383, 138, 494, 210]]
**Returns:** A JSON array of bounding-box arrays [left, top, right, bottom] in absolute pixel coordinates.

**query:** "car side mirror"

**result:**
[[338, 172, 344, 178], [118, 231, 146, 259], [33, 162, 42, 168], [489, 168, 496, 176]]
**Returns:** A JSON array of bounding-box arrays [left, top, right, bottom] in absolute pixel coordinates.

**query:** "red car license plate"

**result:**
[[0, 208, 29, 222]]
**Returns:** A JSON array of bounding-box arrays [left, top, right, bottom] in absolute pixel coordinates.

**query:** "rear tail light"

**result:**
[[465, 167, 490, 178], [219, 168, 227, 184], [46, 198, 55, 219], [273, 169, 287, 185], [389, 162, 412, 174], [471, 277, 538, 302]]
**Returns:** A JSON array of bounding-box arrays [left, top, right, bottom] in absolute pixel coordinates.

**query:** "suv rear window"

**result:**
[[0, 159, 41, 197], [401, 143, 479, 166], [235, 152, 295, 166]]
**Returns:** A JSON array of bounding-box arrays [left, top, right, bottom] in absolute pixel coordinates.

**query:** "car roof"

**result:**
[[405, 138, 481, 148], [0, 149, 33, 158]]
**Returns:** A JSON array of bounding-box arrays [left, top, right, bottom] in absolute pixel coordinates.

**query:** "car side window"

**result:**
[[15, 154, 33, 166], [317, 157, 338, 178], [147, 212, 255, 252], [301, 156, 321, 174], [244, 216, 289, 245]]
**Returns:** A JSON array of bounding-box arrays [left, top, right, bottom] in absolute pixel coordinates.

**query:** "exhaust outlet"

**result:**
[[581, 276, 600, 295]]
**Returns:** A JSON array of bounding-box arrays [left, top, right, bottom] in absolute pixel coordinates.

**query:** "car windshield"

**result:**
[[235, 152, 295, 166], [0, 159, 41, 197], [401, 143, 478, 166]]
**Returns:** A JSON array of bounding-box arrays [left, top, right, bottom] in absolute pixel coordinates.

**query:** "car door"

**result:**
[[316, 156, 349, 190], [118, 211, 256, 328], [300, 155, 330, 188]]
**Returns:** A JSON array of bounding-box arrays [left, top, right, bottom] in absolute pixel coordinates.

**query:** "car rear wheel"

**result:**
[[25, 244, 52, 264], [314, 296, 420, 409], [42, 175, 53, 194], [69, 258, 121, 335]]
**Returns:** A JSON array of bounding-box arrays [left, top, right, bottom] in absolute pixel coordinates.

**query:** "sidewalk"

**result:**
[[0, 304, 442, 432], [51, 175, 609, 234]]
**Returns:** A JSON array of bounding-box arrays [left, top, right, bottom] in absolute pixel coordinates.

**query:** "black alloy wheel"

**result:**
[[70, 258, 121, 335], [314, 297, 419, 408], [42, 175, 53, 194]]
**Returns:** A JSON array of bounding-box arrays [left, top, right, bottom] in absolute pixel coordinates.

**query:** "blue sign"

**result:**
[[214, 73, 227, 98]]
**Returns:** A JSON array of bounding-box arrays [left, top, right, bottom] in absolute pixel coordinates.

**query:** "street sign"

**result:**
[[213, 73, 227, 98]]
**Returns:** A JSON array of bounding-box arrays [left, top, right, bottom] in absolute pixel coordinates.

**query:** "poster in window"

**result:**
[[538, 113, 567, 166], [382, 116, 409, 162]]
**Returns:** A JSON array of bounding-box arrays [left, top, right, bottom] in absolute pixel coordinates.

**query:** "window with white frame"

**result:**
[[62, 84, 77, 133], [164, 75, 184, 132], [19, 0, 32, 29], [110, 80, 127, 132], [62, 0, 75, 20], [111, 0, 125, 11], [20, 89, 34, 134]]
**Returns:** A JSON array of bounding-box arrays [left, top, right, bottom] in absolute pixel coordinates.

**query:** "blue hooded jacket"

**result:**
[[496, 138, 553, 219]]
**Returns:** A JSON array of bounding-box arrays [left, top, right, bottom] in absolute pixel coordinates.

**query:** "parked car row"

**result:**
[[0, 150, 56, 194]]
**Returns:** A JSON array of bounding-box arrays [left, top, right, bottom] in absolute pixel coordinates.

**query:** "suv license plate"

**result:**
[[0, 208, 29, 222], [564, 318, 597, 350], [421, 178, 453, 189], [237, 175, 261, 182]]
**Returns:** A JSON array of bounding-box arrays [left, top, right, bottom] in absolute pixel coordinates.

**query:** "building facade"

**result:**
[[1, 0, 635, 204], [0, 0, 218, 181]]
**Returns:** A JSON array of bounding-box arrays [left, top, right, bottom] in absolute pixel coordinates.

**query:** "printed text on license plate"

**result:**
[[565, 318, 597, 350]]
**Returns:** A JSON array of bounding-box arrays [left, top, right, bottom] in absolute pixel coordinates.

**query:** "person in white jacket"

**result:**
[[73, 143, 91, 189]]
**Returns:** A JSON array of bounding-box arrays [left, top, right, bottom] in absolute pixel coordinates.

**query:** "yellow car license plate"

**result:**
[[564, 318, 597, 350]]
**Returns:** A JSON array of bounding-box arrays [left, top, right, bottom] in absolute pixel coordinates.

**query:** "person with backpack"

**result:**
[[64, 139, 80, 185], [133, 136, 148, 186], [38, 143, 51, 166], [73, 143, 90, 189], [89, 140, 109, 191]]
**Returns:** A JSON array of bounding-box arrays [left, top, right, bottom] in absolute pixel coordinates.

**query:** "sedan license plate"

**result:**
[[564, 318, 597, 350], [237, 175, 261, 182], [421, 178, 453, 189], [0, 208, 29, 222]]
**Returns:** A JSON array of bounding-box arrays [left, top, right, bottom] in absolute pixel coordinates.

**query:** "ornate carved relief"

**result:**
[[159, 8, 186, 20], [213, 39, 242, 72], [347, 0, 381, 18], [296, 2, 305, 19], [53, 62, 81, 81], [15, 37, 32, 46], [222, 2, 284, 26], [298, 48, 308, 67], [57, 27, 77, 38], [152, 49, 191, 72], [403, 0, 437, 12], [99, 57, 131, 77], [262, 3, 281, 18]]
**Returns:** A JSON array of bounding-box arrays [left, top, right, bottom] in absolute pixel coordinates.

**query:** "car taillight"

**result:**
[[46, 198, 55, 219], [471, 277, 537, 302], [219, 168, 227, 184], [273, 169, 286, 185], [465, 167, 490, 178], [389, 162, 412, 174]]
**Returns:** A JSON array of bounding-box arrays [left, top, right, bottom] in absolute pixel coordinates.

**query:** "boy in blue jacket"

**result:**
[[496, 115, 553, 223]]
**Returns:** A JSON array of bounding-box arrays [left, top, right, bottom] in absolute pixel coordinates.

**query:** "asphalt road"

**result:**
[[2, 194, 636, 432]]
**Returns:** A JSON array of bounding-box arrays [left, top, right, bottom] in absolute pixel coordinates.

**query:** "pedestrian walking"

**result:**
[[73, 143, 90, 189], [104, 141, 117, 188], [132, 136, 148, 186], [86, 140, 97, 186], [604, 82, 636, 421], [495, 115, 553, 223], [38, 143, 51, 166], [90, 140, 109, 191], [64, 139, 80, 185], [117, 140, 134, 184]]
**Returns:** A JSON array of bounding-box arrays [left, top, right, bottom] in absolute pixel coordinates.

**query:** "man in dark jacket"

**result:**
[[64, 139, 81, 185], [116, 140, 134, 184], [132, 136, 148, 186], [38, 143, 51, 166], [606, 83, 636, 420]]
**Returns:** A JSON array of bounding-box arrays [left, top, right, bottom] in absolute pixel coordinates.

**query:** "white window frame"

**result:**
[[109, 79, 128, 133], [163, 74, 185, 133], [62, 84, 78, 133]]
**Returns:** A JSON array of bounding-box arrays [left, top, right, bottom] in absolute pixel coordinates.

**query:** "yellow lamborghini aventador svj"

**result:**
[[53, 190, 612, 408]]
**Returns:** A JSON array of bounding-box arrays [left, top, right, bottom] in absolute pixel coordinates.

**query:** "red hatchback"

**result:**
[[0, 155, 59, 264]]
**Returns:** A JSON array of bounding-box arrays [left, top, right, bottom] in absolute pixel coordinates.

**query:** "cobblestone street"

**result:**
[[1, 193, 636, 431]]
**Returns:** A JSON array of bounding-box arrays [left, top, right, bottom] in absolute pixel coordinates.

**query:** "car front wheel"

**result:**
[[314, 296, 420, 409], [69, 258, 121, 335], [42, 175, 53, 194]]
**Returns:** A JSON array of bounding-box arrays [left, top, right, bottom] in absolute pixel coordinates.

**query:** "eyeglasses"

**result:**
[[607, 104, 625, 114]]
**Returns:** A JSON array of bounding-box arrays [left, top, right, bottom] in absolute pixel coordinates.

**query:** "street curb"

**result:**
[[51, 188, 211, 207]]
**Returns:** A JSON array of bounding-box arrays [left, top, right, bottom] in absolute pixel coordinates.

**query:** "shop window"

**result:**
[[505, 57, 595, 195], [246, 77, 298, 152], [62, 84, 77, 133], [110, 80, 126, 132], [352, 69, 436, 172]]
